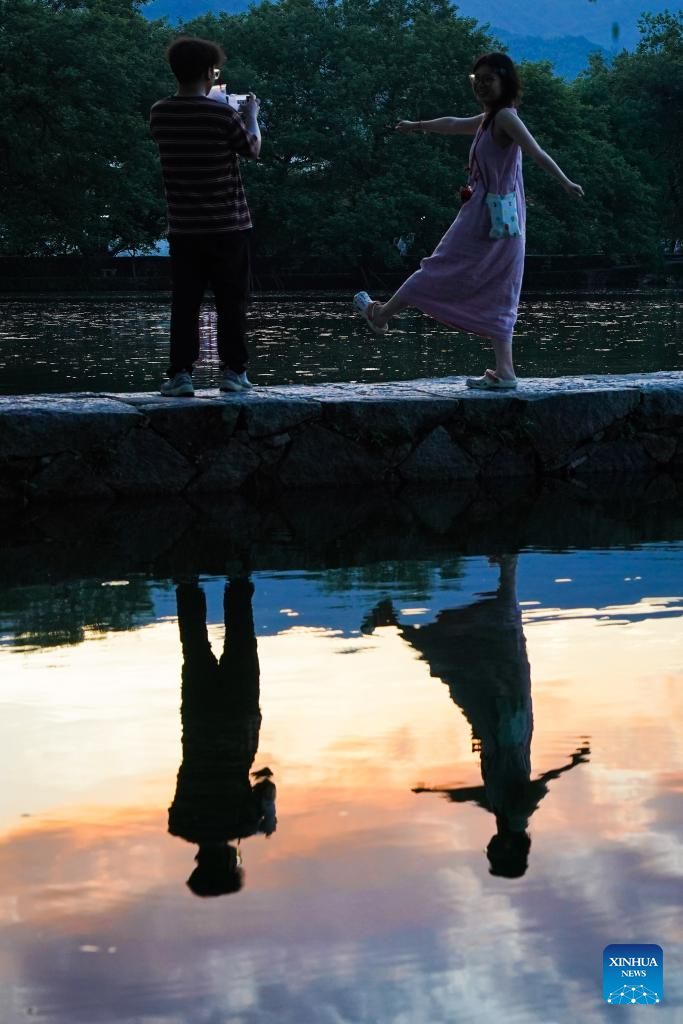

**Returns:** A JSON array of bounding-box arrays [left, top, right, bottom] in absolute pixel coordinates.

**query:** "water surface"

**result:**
[[0, 496, 681, 1023], [1, 291, 680, 394]]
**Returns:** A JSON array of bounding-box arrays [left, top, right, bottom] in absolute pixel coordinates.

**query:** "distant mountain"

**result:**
[[144, 0, 247, 18], [143, 0, 674, 51], [454, 0, 673, 50], [492, 28, 610, 79]]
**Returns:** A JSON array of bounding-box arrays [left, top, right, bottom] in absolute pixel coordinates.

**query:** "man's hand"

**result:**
[[242, 92, 260, 121], [395, 120, 421, 132]]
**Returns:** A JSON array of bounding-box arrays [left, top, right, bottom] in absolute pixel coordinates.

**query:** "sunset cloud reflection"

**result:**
[[0, 552, 681, 1022]]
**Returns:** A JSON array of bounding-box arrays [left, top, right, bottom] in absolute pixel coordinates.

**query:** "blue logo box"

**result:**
[[603, 944, 663, 1005]]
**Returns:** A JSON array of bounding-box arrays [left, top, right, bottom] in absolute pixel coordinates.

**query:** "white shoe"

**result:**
[[353, 291, 388, 336], [466, 369, 518, 391], [160, 371, 194, 397], [220, 368, 253, 392]]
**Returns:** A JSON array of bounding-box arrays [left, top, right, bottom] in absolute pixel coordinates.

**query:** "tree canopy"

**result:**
[[0, 0, 679, 262], [0, 0, 168, 256]]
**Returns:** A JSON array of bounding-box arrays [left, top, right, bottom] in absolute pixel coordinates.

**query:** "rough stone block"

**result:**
[[188, 440, 260, 492], [672, 439, 683, 475], [639, 434, 677, 464], [640, 387, 683, 422], [0, 396, 141, 458], [242, 398, 321, 438], [265, 433, 291, 448], [278, 425, 387, 488], [480, 447, 536, 478], [571, 440, 653, 476], [399, 426, 477, 482], [28, 452, 113, 500], [461, 435, 501, 462], [461, 394, 523, 430], [97, 427, 194, 495], [523, 389, 640, 465], [137, 401, 241, 459], [323, 398, 462, 445]]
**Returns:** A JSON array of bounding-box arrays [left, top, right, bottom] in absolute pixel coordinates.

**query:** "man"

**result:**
[[150, 37, 261, 397]]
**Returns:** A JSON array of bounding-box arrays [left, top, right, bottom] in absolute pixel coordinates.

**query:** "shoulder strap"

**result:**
[[470, 129, 489, 193]]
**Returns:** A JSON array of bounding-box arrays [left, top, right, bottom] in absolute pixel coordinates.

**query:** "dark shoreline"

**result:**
[[0, 286, 681, 305], [1, 254, 681, 295]]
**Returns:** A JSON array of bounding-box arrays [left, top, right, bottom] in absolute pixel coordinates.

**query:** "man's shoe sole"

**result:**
[[160, 387, 195, 397]]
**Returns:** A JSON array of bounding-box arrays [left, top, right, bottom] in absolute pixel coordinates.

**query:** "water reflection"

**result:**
[[170, 578, 276, 897], [0, 495, 682, 1022], [383, 555, 591, 878]]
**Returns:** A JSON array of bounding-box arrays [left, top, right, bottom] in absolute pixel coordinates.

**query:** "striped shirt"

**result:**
[[150, 95, 259, 234]]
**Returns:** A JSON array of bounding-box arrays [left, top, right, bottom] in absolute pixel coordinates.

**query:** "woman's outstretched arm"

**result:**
[[395, 114, 484, 136], [495, 108, 585, 197]]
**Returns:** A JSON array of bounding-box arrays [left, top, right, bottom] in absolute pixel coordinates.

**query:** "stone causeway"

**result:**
[[1, 372, 682, 503]]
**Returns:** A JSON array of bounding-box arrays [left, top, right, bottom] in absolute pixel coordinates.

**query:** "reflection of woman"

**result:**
[[169, 577, 276, 897], [366, 555, 588, 877]]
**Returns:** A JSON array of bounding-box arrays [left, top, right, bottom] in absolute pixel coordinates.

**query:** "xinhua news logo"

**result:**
[[603, 944, 663, 1005]]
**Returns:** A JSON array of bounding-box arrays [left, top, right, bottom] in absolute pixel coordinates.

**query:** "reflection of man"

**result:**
[[169, 577, 276, 897], [364, 555, 589, 878]]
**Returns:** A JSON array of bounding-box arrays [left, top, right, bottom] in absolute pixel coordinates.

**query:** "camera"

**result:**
[[229, 94, 249, 111], [208, 86, 250, 111]]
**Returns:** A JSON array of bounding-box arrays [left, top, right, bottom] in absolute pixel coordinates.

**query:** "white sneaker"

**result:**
[[160, 371, 194, 397], [220, 368, 253, 392]]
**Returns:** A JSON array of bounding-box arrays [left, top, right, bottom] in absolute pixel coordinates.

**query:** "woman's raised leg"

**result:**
[[368, 290, 409, 329]]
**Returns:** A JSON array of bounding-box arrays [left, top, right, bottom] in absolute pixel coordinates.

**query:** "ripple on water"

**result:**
[[0, 291, 680, 394]]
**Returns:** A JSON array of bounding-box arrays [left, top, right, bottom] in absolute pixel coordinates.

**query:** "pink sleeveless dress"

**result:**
[[394, 109, 526, 345]]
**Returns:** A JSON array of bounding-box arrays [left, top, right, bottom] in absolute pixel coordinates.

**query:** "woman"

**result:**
[[353, 53, 584, 390]]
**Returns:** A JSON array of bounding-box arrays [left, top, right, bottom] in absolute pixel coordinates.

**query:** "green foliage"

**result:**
[[185, 0, 495, 269], [0, 0, 171, 255], [518, 60, 659, 257], [185, 0, 674, 265], [575, 11, 683, 244], [0, 577, 157, 649], [0, 0, 679, 260]]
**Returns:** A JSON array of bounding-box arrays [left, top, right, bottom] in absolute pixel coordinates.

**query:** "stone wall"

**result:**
[[1, 373, 682, 504]]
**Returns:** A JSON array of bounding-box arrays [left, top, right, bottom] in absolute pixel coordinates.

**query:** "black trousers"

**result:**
[[169, 230, 252, 376]]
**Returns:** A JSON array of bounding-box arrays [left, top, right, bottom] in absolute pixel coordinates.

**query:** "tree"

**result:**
[[185, 0, 496, 270], [0, 0, 676, 262], [184, 0, 660, 267], [575, 11, 683, 246], [518, 59, 658, 257], [0, 0, 171, 256]]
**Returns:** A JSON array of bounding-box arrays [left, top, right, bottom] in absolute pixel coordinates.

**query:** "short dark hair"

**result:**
[[472, 52, 522, 128], [486, 829, 531, 879], [166, 36, 226, 85], [186, 844, 244, 898]]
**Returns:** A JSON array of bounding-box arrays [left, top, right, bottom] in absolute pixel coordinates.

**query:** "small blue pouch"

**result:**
[[485, 191, 522, 239]]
